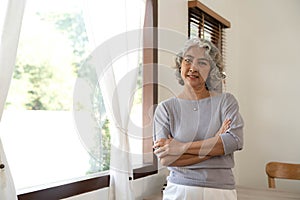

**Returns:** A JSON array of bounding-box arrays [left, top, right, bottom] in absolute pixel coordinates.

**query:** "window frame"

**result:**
[[16, 0, 158, 199], [133, 0, 158, 179]]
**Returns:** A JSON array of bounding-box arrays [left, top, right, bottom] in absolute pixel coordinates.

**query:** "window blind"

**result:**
[[188, 0, 230, 65]]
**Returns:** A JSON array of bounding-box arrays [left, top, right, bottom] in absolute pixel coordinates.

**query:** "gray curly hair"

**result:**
[[174, 38, 226, 92]]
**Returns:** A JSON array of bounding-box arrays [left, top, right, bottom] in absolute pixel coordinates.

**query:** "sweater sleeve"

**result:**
[[153, 103, 171, 142], [219, 93, 244, 155]]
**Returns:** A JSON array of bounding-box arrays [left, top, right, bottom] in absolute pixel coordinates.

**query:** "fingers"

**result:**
[[216, 119, 231, 136], [223, 119, 231, 130], [153, 135, 174, 158], [223, 118, 231, 126], [154, 146, 164, 154], [153, 135, 173, 148], [154, 146, 168, 158], [153, 141, 164, 148], [153, 138, 166, 148]]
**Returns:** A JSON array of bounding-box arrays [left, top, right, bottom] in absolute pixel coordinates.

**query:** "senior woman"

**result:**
[[153, 38, 244, 200]]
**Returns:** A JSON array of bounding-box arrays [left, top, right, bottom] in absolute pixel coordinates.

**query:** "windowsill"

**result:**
[[17, 163, 157, 200], [133, 157, 158, 180], [17, 171, 110, 200], [17, 171, 109, 195]]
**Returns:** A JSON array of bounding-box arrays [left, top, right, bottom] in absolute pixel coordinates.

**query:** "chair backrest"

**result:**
[[265, 161, 300, 188]]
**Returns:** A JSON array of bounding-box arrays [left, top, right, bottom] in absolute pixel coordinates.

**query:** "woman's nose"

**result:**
[[189, 61, 198, 72]]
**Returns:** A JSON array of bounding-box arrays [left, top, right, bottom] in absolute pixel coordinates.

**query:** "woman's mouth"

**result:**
[[187, 74, 199, 78]]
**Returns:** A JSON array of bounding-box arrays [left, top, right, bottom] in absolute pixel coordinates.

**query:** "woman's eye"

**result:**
[[198, 61, 207, 66], [184, 58, 192, 64]]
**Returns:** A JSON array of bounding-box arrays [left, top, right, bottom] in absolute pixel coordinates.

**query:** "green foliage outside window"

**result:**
[[6, 11, 110, 173]]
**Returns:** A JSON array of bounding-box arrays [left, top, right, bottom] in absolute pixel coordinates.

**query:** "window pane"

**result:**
[[129, 57, 143, 167], [1, 111, 91, 189], [190, 22, 199, 38], [0, 0, 106, 190]]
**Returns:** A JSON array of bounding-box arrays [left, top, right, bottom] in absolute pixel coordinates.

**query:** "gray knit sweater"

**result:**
[[153, 92, 244, 189]]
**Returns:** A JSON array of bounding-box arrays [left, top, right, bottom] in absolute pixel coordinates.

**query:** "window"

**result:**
[[1, 0, 112, 191], [188, 0, 230, 63], [0, 0, 158, 199]]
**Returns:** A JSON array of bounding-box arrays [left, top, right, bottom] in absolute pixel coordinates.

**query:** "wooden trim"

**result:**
[[142, 0, 158, 165], [17, 175, 110, 200], [135, 0, 159, 179], [188, 0, 231, 28], [133, 155, 158, 180]]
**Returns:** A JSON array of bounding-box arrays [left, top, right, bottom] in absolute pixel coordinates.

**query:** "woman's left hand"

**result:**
[[153, 135, 188, 158], [216, 119, 231, 136], [153, 135, 172, 148]]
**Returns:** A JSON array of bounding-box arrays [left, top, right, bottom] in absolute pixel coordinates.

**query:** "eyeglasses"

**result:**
[[182, 57, 210, 68]]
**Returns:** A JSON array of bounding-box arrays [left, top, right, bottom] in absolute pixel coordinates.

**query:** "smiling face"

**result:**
[[180, 46, 211, 88]]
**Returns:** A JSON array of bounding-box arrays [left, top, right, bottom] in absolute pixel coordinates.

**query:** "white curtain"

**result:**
[[82, 0, 146, 199], [0, 0, 27, 199]]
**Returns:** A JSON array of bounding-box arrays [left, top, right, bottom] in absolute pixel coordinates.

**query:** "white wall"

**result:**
[[158, 0, 300, 193], [231, 0, 300, 192], [157, 0, 186, 102]]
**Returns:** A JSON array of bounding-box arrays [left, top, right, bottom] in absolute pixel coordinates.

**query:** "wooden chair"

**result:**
[[265, 161, 300, 188]]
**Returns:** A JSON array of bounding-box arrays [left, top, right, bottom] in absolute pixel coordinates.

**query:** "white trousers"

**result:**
[[163, 182, 237, 200]]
